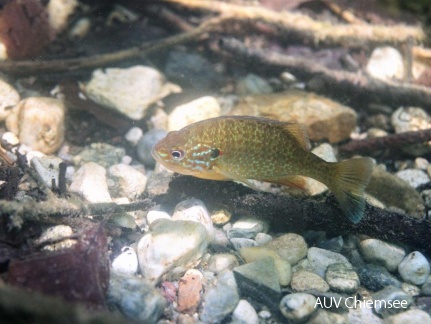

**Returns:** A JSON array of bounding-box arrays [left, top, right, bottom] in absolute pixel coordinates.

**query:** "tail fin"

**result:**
[[329, 157, 373, 223]]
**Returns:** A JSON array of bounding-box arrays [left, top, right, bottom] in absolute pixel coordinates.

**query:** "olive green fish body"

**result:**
[[152, 116, 373, 223]]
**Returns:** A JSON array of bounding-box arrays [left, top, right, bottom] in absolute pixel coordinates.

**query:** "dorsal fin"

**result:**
[[281, 123, 311, 151]]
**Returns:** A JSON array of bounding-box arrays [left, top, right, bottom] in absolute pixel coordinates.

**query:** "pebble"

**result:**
[[229, 90, 357, 143], [236, 73, 273, 95], [31, 156, 64, 189], [167, 96, 221, 132], [396, 169, 430, 188], [69, 162, 112, 203], [402, 282, 421, 297], [112, 247, 138, 275], [233, 257, 281, 306], [146, 208, 171, 225], [108, 164, 147, 200], [415, 157, 429, 170], [108, 272, 166, 323], [359, 239, 405, 272], [73, 142, 125, 169], [124, 126, 143, 146], [176, 269, 203, 314], [357, 264, 401, 291], [307, 309, 348, 324], [230, 238, 258, 250], [207, 253, 239, 274], [348, 304, 384, 324], [136, 128, 167, 167], [210, 209, 232, 225], [240, 246, 292, 286], [34, 225, 76, 251], [1, 131, 20, 147], [231, 299, 259, 324], [164, 50, 224, 90], [228, 217, 269, 239], [200, 270, 239, 323], [6, 97, 65, 154], [137, 219, 208, 283], [212, 227, 230, 246], [255, 232, 273, 245], [367, 166, 425, 217], [0, 78, 20, 121], [83, 65, 180, 120], [172, 198, 215, 241], [279, 293, 317, 323], [291, 270, 330, 292], [391, 107, 431, 156], [316, 236, 344, 253], [385, 309, 431, 324], [372, 285, 413, 317], [258, 310, 272, 320], [398, 251, 430, 285], [366, 46, 404, 80], [325, 263, 360, 293], [307, 247, 351, 278], [422, 276, 431, 296], [265, 233, 308, 265]]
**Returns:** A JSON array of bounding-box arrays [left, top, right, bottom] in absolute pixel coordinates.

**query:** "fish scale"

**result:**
[[152, 116, 373, 223]]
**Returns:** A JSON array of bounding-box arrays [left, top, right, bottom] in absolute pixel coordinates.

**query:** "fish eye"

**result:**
[[210, 148, 221, 159], [170, 149, 185, 160]]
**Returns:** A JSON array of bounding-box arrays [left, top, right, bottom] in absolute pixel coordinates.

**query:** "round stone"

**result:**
[[266, 233, 308, 265], [359, 239, 405, 272], [280, 293, 317, 322], [398, 251, 430, 285], [325, 263, 360, 293], [291, 270, 329, 292]]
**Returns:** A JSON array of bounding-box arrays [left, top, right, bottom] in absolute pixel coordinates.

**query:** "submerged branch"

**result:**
[[219, 37, 431, 111], [339, 128, 431, 154], [158, 175, 431, 254]]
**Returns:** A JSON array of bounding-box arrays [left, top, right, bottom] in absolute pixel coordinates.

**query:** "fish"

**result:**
[[152, 116, 373, 223]]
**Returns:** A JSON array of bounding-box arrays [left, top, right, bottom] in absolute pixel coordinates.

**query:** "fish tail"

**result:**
[[328, 157, 373, 223]]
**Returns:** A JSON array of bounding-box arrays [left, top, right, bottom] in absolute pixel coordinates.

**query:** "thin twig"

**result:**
[[339, 128, 431, 154]]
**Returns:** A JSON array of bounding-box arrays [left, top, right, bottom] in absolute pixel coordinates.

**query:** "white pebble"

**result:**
[[125, 127, 143, 146], [232, 299, 259, 324], [112, 247, 139, 275], [109, 163, 147, 200], [398, 251, 430, 285], [280, 293, 317, 322], [366, 47, 404, 81]]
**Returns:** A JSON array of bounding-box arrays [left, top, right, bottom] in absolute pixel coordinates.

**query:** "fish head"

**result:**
[[151, 129, 222, 177]]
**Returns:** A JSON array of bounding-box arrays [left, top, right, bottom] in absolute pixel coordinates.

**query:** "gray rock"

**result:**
[[372, 285, 413, 318], [291, 270, 329, 292], [396, 169, 430, 188], [164, 50, 224, 90], [401, 282, 421, 297], [230, 238, 258, 250], [231, 299, 259, 324], [348, 305, 384, 324], [236, 73, 273, 95], [137, 219, 209, 283], [398, 251, 430, 285], [385, 309, 431, 324], [109, 164, 147, 200], [359, 239, 405, 272], [279, 293, 317, 323], [255, 232, 273, 245], [307, 247, 351, 278], [207, 253, 239, 274], [307, 309, 348, 324], [136, 128, 167, 167], [391, 107, 431, 156], [233, 257, 281, 307], [357, 264, 401, 291], [172, 198, 214, 241], [421, 276, 431, 296], [69, 162, 112, 203], [73, 142, 125, 169], [325, 263, 360, 293], [108, 272, 165, 323], [265, 233, 308, 265], [200, 270, 239, 323], [112, 247, 138, 275], [228, 217, 269, 239], [366, 166, 425, 217], [316, 236, 344, 253], [83, 65, 180, 120]]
